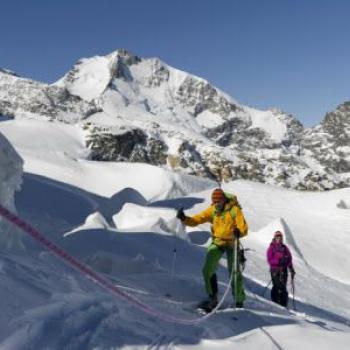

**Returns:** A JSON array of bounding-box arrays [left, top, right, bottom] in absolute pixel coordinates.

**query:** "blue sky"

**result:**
[[1, 0, 350, 126]]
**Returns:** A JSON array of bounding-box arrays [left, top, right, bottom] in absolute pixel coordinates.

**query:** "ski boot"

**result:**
[[197, 295, 218, 313]]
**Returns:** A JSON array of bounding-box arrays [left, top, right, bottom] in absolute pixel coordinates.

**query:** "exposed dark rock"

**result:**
[[86, 127, 168, 166], [0, 72, 96, 122], [176, 77, 238, 117]]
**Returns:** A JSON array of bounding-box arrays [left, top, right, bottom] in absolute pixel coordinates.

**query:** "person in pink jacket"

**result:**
[[266, 231, 295, 307]]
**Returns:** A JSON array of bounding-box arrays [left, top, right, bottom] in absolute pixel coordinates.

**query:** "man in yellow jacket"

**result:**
[[177, 188, 248, 311]]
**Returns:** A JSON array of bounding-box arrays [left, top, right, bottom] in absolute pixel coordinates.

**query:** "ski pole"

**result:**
[[165, 234, 177, 297], [234, 237, 238, 310], [166, 211, 181, 297], [262, 279, 272, 298], [291, 276, 296, 310]]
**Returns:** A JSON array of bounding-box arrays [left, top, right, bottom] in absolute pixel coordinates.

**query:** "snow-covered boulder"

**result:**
[[0, 132, 24, 250]]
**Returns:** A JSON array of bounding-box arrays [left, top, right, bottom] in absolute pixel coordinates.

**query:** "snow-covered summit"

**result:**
[[55, 49, 143, 102], [54, 48, 240, 135], [52, 49, 314, 187]]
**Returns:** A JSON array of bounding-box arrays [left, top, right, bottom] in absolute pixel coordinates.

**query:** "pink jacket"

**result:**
[[267, 241, 293, 271]]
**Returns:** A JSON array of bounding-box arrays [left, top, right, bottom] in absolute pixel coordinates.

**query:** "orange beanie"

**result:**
[[211, 188, 226, 203]]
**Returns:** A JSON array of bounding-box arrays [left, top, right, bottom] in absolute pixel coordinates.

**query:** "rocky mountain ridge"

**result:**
[[1, 49, 349, 190]]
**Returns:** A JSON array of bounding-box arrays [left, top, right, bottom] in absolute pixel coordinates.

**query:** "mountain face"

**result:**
[[0, 69, 97, 122], [1, 49, 349, 190], [300, 102, 350, 189]]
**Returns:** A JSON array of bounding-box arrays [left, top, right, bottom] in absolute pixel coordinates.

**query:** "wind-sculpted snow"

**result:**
[[0, 132, 24, 250], [113, 202, 187, 239]]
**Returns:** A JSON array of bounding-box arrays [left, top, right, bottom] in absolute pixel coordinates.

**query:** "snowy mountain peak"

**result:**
[[1, 49, 350, 190], [55, 48, 239, 118], [54, 49, 143, 102], [107, 48, 142, 67]]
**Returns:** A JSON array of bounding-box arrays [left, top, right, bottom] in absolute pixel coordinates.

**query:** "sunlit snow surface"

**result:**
[[0, 118, 349, 349]]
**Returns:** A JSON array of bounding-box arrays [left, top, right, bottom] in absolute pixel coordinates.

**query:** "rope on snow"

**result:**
[[0, 204, 237, 325]]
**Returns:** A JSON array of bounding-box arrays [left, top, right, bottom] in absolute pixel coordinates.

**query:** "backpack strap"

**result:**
[[211, 207, 217, 221], [211, 206, 237, 221], [229, 207, 236, 220], [225, 192, 241, 209]]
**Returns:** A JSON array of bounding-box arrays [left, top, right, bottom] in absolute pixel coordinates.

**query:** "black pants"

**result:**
[[270, 269, 288, 307], [210, 273, 218, 298]]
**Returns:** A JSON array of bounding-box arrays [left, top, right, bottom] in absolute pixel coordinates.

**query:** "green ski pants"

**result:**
[[202, 243, 246, 303]]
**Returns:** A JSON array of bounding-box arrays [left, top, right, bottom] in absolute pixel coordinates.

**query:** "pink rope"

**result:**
[[0, 204, 219, 325]]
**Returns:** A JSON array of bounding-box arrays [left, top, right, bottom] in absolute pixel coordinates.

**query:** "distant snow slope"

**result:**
[[0, 119, 213, 199], [247, 107, 288, 142], [55, 55, 113, 102]]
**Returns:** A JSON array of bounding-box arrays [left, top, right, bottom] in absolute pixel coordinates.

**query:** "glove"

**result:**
[[176, 207, 186, 221], [239, 248, 246, 264], [290, 268, 296, 279], [233, 228, 241, 239]]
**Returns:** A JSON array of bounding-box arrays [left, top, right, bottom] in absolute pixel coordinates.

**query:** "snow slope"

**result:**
[[0, 119, 212, 199], [247, 107, 288, 142], [0, 118, 349, 349]]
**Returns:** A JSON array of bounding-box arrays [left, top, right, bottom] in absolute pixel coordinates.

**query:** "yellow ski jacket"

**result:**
[[183, 198, 248, 247]]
